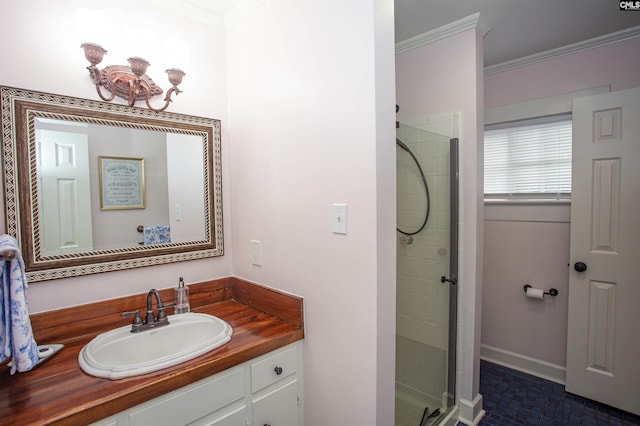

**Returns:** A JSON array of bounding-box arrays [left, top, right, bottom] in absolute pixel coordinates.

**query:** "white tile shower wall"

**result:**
[[396, 113, 458, 401], [396, 335, 447, 403], [409, 113, 460, 139]]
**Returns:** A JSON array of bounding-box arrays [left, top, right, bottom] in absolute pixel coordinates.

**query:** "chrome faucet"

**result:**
[[121, 288, 170, 333]]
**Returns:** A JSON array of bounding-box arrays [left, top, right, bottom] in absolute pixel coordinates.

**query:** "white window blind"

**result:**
[[484, 115, 572, 200]]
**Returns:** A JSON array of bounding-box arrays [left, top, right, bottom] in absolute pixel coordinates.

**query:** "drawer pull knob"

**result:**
[[274, 366, 283, 375]]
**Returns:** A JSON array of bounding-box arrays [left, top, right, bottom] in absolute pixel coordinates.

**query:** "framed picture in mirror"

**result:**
[[98, 156, 146, 210]]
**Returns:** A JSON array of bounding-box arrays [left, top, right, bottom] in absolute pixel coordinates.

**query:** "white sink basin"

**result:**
[[79, 312, 233, 379]]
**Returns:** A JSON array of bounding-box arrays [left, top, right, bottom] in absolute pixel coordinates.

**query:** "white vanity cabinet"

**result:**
[[91, 342, 303, 426], [251, 345, 300, 426]]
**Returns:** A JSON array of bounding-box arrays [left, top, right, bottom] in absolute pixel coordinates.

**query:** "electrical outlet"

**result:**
[[250, 240, 262, 266]]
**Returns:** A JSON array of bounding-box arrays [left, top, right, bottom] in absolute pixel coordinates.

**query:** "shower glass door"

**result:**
[[395, 122, 458, 426]]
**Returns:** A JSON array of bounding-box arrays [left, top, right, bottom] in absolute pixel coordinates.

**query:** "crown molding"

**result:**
[[484, 25, 640, 75], [143, 0, 223, 25], [395, 12, 482, 55], [225, 0, 266, 30]]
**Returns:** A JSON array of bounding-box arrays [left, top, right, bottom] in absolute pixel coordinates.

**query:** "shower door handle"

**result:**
[[441, 275, 457, 286]]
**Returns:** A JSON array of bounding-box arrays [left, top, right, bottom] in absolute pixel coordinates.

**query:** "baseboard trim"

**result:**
[[458, 394, 485, 426], [480, 344, 566, 385]]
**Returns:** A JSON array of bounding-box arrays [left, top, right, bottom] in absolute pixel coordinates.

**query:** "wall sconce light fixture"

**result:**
[[81, 42, 185, 112]]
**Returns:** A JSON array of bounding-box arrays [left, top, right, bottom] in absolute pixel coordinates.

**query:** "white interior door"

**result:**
[[566, 86, 640, 416], [38, 129, 94, 255]]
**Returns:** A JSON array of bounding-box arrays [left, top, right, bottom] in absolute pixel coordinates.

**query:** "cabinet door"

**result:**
[[252, 379, 299, 426]]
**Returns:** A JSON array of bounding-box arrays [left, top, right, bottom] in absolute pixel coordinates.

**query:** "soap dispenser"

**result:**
[[174, 277, 190, 314]]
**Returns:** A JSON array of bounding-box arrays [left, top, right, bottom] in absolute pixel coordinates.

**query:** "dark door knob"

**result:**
[[574, 262, 587, 272]]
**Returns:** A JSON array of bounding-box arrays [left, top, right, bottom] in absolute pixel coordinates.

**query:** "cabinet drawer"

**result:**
[[193, 405, 247, 426], [251, 346, 298, 393], [129, 368, 245, 425]]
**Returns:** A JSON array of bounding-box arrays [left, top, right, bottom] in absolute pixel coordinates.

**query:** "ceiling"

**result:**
[[395, 0, 640, 67], [166, 0, 640, 67]]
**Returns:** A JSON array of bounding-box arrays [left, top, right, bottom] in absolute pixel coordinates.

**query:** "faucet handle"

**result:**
[[157, 305, 169, 322], [121, 310, 143, 332]]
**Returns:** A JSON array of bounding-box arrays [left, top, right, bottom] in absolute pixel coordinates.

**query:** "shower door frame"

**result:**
[[446, 137, 459, 409]]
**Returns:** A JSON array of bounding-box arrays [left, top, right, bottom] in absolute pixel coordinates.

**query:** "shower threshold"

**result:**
[[420, 406, 443, 426], [395, 382, 443, 426]]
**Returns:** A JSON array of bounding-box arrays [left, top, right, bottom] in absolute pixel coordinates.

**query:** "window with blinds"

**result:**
[[484, 115, 572, 200]]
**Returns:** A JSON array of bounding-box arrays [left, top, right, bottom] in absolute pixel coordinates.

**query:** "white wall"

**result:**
[[0, 0, 232, 311], [395, 21, 485, 424], [485, 37, 640, 108], [482, 220, 570, 366], [167, 133, 206, 243], [481, 36, 640, 374], [227, 1, 396, 424]]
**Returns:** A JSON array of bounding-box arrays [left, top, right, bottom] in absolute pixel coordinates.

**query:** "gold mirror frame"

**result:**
[[1, 86, 223, 282]]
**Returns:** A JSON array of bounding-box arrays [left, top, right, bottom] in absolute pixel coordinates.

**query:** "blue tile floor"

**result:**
[[477, 360, 640, 425]]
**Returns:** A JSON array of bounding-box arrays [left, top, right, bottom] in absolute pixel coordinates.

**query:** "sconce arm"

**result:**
[[145, 86, 182, 112], [86, 66, 116, 102], [95, 83, 117, 102]]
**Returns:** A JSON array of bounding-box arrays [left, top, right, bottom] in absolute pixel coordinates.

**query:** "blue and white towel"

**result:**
[[143, 226, 171, 245], [0, 234, 39, 374]]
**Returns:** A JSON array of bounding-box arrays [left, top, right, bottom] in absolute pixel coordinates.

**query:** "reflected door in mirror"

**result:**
[[37, 129, 94, 255]]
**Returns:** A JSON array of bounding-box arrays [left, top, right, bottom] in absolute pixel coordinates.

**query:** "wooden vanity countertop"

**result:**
[[0, 277, 304, 426]]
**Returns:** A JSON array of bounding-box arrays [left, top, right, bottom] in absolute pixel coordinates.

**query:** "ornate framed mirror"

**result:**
[[1, 86, 223, 282]]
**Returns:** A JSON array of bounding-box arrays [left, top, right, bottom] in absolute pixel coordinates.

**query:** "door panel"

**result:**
[[590, 159, 620, 253], [566, 87, 640, 416], [38, 130, 94, 255]]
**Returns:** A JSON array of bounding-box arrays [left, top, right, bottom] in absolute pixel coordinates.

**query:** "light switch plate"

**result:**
[[332, 203, 347, 234]]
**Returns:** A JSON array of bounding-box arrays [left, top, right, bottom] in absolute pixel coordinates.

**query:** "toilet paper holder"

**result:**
[[523, 284, 558, 297]]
